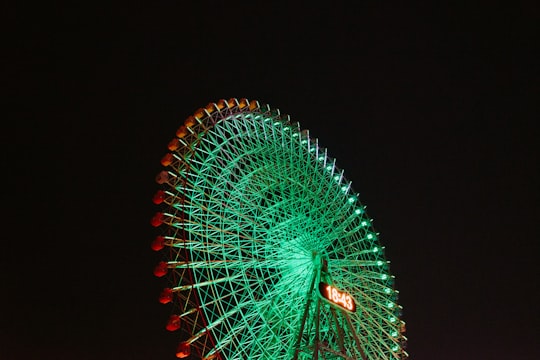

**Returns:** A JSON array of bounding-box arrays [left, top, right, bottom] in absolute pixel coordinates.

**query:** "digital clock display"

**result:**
[[318, 282, 356, 313]]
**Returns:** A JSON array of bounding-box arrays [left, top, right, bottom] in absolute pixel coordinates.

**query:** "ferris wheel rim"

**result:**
[[152, 98, 408, 359]]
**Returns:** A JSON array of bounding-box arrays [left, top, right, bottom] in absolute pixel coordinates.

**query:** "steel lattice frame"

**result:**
[[152, 98, 408, 359]]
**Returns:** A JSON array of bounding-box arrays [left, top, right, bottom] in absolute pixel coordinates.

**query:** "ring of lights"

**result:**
[[151, 98, 408, 359]]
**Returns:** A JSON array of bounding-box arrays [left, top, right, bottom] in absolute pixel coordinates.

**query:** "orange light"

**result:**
[[193, 108, 205, 119], [318, 282, 356, 312], [168, 138, 180, 151], [185, 116, 196, 127], [176, 125, 188, 138], [175, 342, 191, 358], [160, 153, 174, 167], [238, 98, 248, 108]]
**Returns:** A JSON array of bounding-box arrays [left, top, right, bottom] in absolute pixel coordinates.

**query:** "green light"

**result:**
[[152, 99, 404, 359], [392, 344, 399, 351], [389, 316, 397, 323]]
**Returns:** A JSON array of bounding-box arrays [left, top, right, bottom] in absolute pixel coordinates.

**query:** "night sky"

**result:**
[[3, 2, 539, 359]]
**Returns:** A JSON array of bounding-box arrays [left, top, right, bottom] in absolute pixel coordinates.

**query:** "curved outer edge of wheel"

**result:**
[[151, 98, 408, 359]]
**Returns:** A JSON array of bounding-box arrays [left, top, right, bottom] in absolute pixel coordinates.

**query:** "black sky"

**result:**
[[3, 1, 539, 359]]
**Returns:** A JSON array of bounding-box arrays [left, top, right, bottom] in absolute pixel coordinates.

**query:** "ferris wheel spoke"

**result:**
[[244, 302, 303, 356], [341, 265, 391, 281], [338, 273, 395, 302], [264, 271, 312, 299], [343, 311, 390, 358], [172, 273, 243, 292], [204, 322, 250, 359], [330, 244, 381, 259], [177, 170, 272, 231], [192, 290, 237, 316], [169, 238, 234, 252], [167, 258, 300, 270], [360, 318, 402, 358], [167, 205, 267, 245], [337, 285, 402, 336], [202, 183, 280, 232], [352, 296, 399, 332], [209, 305, 279, 358], [209, 323, 251, 356], [183, 302, 249, 353], [330, 258, 388, 269]]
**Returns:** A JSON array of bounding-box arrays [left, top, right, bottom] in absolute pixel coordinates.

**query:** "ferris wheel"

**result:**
[[150, 98, 408, 359]]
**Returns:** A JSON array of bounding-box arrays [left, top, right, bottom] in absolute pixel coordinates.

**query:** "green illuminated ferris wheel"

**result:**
[[151, 98, 408, 359]]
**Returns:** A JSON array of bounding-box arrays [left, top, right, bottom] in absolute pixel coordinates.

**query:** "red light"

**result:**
[[152, 190, 166, 205], [153, 261, 168, 277], [161, 153, 174, 166], [151, 236, 165, 251], [159, 288, 173, 304], [151, 212, 164, 227], [166, 315, 181, 331]]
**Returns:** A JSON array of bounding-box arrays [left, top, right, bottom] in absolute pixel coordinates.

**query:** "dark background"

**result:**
[[3, 1, 539, 359]]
